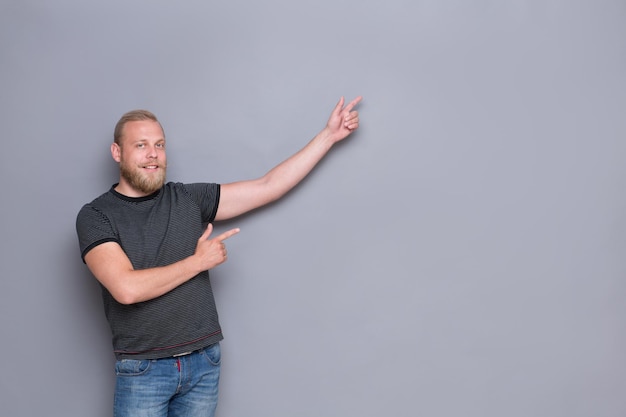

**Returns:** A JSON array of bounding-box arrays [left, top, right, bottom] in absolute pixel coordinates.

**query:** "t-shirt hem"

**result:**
[[113, 331, 224, 360]]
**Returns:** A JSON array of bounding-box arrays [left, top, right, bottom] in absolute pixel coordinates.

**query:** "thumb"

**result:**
[[333, 96, 345, 115], [199, 223, 214, 241]]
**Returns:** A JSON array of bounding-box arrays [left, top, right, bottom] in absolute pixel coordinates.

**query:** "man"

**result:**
[[76, 96, 362, 417]]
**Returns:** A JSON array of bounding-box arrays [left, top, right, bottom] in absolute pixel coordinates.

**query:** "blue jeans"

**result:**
[[113, 343, 221, 417]]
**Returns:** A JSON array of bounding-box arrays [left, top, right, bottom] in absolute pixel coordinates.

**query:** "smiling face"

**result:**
[[111, 120, 167, 197]]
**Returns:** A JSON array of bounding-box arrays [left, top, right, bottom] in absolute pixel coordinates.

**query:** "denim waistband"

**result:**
[[171, 342, 217, 358]]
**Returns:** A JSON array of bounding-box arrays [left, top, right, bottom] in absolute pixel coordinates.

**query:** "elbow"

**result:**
[[109, 286, 143, 305], [258, 173, 288, 204], [113, 294, 137, 306]]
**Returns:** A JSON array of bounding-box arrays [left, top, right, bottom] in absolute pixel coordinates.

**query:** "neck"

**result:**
[[114, 180, 158, 198]]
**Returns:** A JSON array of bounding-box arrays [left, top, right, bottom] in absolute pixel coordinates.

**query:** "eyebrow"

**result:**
[[131, 138, 166, 144]]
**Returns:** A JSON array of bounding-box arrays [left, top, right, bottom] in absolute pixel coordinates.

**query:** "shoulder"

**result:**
[[165, 181, 218, 191], [76, 185, 128, 229], [76, 198, 113, 231], [78, 185, 118, 212], [163, 182, 221, 222], [164, 182, 220, 200], [77, 189, 111, 220]]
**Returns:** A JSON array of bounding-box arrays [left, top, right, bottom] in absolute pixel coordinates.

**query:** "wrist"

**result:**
[[185, 253, 205, 275], [317, 127, 338, 147]]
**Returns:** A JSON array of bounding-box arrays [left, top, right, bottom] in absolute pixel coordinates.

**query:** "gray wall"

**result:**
[[1, 1, 625, 416]]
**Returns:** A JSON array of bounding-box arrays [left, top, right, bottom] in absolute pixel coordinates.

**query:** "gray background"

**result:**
[[1, 1, 625, 416]]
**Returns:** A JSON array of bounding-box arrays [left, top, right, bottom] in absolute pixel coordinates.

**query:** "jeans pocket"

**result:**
[[115, 358, 153, 376], [200, 343, 221, 366]]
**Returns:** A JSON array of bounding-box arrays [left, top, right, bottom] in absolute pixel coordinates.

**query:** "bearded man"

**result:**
[[75, 96, 361, 417]]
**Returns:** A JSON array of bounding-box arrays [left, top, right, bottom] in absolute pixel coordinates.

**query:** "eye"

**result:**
[[156, 142, 165, 149]]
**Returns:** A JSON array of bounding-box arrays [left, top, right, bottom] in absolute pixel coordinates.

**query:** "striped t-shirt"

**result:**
[[76, 182, 223, 359]]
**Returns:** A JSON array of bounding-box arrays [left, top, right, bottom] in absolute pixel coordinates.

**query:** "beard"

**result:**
[[119, 162, 167, 195]]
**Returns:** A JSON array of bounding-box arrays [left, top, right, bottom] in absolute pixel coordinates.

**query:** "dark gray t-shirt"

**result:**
[[76, 182, 222, 359]]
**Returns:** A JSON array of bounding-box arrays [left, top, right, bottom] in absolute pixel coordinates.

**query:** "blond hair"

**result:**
[[113, 109, 162, 145]]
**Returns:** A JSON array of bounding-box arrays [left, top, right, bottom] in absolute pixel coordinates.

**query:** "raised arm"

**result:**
[[215, 96, 362, 221], [84, 224, 239, 305]]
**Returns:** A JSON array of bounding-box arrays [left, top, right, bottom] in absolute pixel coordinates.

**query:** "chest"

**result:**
[[112, 199, 204, 269]]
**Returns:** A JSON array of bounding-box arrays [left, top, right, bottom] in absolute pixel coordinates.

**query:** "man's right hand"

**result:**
[[194, 223, 240, 270]]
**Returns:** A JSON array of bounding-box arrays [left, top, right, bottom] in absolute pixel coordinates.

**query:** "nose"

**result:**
[[146, 145, 158, 158]]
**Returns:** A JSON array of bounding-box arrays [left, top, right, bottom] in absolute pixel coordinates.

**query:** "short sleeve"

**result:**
[[76, 204, 119, 262], [179, 183, 221, 223]]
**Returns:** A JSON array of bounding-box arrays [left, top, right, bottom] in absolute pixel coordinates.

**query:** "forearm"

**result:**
[[115, 256, 205, 305], [262, 127, 336, 201], [85, 243, 207, 305]]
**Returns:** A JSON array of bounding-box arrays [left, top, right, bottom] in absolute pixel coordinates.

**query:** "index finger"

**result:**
[[344, 96, 363, 112], [216, 227, 241, 242]]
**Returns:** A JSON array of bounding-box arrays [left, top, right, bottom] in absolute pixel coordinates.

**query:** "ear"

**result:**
[[111, 142, 121, 163]]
